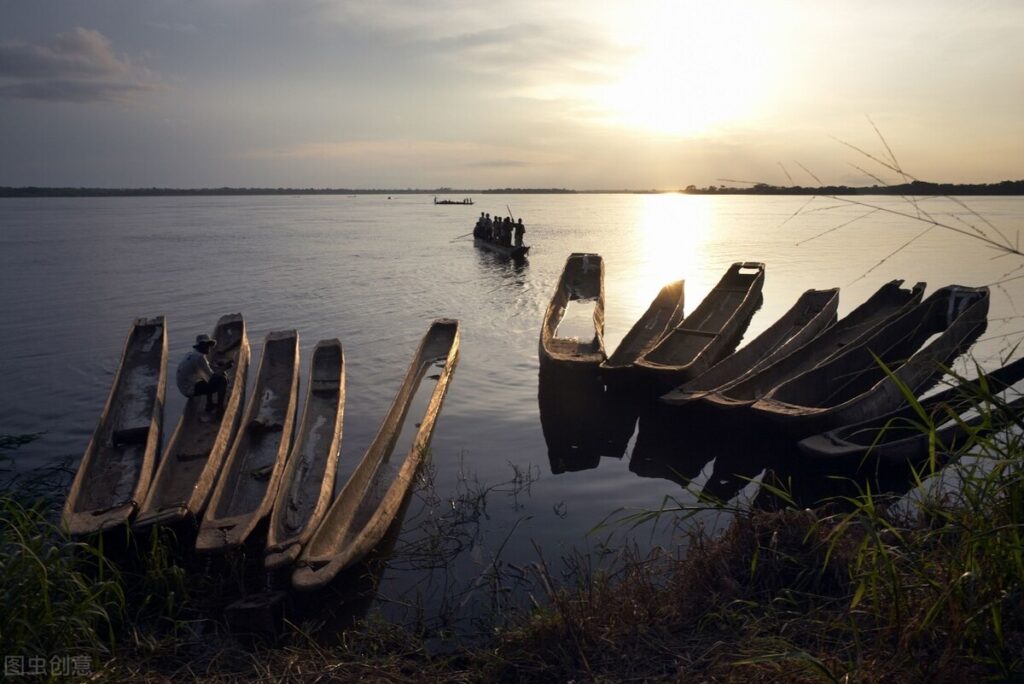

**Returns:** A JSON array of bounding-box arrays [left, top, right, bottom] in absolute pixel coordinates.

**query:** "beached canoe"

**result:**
[[600, 280, 685, 381], [135, 314, 250, 531], [196, 330, 300, 553], [797, 356, 1024, 469], [63, 316, 168, 536], [292, 319, 460, 591], [753, 285, 990, 437], [660, 288, 839, 405], [539, 253, 605, 368], [474, 237, 530, 259], [702, 280, 925, 410], [265, 339, 346, 570], [635, 262, 765, 391]]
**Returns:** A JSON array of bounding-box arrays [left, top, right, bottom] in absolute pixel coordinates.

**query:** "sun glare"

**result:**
[[629, 193, 712, 311], [593, 3, 776, 137]]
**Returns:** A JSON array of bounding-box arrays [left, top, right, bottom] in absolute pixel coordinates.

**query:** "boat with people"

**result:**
[[135, 314, 251, 531], [600, 280, 685, 383], [474, 237, 530, 259], [539, 253, 606, 369], [196, 330, 300, 553], [635, 262, 765, 391], [660, 288, 839, 405], [292, 319, 460, 590], [63, 316, 168, 536], [697, 280, 925, 411], [752, 284, 990, 437], [797, 356, 1024, 470], [265, 339, 346, 570], [434, 197, 474, 205]]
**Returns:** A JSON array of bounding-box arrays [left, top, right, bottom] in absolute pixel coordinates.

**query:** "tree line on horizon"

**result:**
[[1, 180, 1023, 197]]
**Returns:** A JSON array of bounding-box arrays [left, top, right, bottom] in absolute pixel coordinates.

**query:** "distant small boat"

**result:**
[[539, 253, 606, 368], [661, 288, 839, 405], [63, 317, 168, 536], [135, 314, 251, 531], [635, 262, 765, 391], [196, 330, 300, 553], [434, 197, 474, 205], [265, 339, 345, 570], [292, 319, 460, 590], [753, 285, 990, 437], [600, 280, 685, 382], [474, 237, 530, 259], [797, 356, 1024, 470], [702, 280, 925, 410]]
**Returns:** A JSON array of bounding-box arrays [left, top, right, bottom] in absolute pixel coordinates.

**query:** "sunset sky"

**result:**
[[2, 0, 1022, 189]]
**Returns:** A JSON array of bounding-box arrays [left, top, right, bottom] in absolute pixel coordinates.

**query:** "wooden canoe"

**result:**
[[134, 314, 250, 530], [753, 285, 990, 437], [635, 262, 765, 391], [265, 339, 346, 570], [600, 280, 685, 380], [661, 288, 839, 405], [474, 237, 530, 259], [798, 356, 1024, 468], [63, 316, 168, 536], [539, 253, 605, 368], [703, 280, 925, 410], [292, 319, 460, 591], [196, 330, 300, 553]]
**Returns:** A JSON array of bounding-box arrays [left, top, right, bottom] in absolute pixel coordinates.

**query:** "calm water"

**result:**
[[2, 193, 1022, 630]]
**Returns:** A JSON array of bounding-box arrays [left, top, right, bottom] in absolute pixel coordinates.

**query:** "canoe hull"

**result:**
[[63, 316, 168, 536], [474, 238, 529, 259], [135, 313, 250, 531], [600, 279, 685, 385], [539, 253, 606, 369]]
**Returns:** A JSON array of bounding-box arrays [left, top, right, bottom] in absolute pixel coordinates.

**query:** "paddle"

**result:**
[[449, 230, 475, 242]]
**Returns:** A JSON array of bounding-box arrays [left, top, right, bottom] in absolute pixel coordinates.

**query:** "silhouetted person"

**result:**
[[514, 218, 525, 247], [176, 333, 231, 415]]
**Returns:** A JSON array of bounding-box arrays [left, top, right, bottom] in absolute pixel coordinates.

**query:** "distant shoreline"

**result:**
[[1, 179, 1023, 197]]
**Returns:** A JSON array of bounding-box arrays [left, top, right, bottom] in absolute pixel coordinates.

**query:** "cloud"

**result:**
[[0, 27, 163, 103]]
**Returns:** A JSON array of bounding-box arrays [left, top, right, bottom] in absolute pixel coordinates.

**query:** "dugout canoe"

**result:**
[[600, 280, 685, 381], [265, 339, 346, 570], [63, 316, 168, 536], [135, 314, 250, 530], [292, 319, 460, 590], [798, 356, 1024, 468], [703, 280, 925, 410], [196, 330, 300, 553], [635, 262, 765, 391], [474, 237, 530, 259], [661, 288, 839, 405], [753, 285, 990, 437], [539, 253, 606, 368]]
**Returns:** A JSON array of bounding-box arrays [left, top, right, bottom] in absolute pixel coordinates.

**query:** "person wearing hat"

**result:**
[[175, 333, 232, 415]]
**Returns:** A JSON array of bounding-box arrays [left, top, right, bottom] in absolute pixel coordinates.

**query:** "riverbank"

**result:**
[[4, 389, 1023, 682]]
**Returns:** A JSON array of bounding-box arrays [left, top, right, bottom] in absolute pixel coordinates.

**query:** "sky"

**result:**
[[1, 0, 1022, 189]]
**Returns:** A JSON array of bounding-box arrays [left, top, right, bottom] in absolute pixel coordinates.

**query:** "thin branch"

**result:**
[[796, 208, 880, 246], [778, 162, 794, 185], [848, 224, 935, 285]]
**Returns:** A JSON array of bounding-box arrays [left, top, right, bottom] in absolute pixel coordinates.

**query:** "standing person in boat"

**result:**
[[176, 333, 232, 415], [514, 218, 525, 247], [473, 212, 485, 238]]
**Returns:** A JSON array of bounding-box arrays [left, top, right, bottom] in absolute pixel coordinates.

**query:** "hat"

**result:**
[[194, 334, 216, 348]]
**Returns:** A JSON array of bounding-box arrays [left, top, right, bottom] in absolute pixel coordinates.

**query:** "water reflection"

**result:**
[[473, 245, 528, 284], [537, 365, 637, 473]]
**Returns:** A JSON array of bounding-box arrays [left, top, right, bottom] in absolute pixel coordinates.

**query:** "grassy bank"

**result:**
[[3, 380, 1024, 683]]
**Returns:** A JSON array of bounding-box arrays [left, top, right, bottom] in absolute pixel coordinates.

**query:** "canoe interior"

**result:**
[[198, 330, 299, 548], [640, 262, 764, 374], [540, 253, 605, 363], [603, 280, 685, 369], [710, 280, 925, 405], [64, 317, 167, 534], [665, 287, 839, 399], [136, 314, 249, 527], [266, 339, 345, 567], [294, 319, 460, 590], [767, 286, 989, 411]]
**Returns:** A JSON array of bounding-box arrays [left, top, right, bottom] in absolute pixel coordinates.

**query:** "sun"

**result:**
[[592, 2, 777, 138]]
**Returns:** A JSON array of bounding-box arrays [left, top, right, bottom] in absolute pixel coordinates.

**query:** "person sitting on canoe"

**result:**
[[176, 333, 232, 415], [514, 218, 525, 247]]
